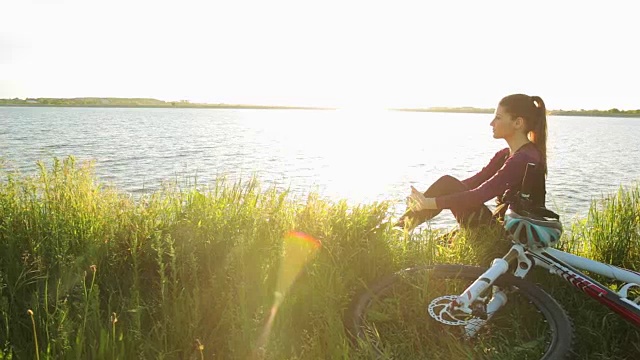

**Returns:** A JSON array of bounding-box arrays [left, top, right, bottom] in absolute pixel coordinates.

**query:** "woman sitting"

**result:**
[[400, 94, 549, 231]]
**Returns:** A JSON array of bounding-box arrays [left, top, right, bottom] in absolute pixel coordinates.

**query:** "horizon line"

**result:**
[[1, 96, 639, 112]]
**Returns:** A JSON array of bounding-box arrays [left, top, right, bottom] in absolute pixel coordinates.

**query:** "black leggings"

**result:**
[[400, 175, 496, 228]]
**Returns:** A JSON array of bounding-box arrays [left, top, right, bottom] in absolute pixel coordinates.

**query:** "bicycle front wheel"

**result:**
[[346, 265, 573, 360]]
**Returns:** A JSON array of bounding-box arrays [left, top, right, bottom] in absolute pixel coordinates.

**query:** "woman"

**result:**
[[400, 94, 548, 230]]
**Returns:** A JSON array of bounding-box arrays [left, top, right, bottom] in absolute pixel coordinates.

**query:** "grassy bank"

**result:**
[[1, 158, 639, 359]]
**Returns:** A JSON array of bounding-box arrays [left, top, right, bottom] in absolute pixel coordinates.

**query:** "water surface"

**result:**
[[2, 106, 639, 227]]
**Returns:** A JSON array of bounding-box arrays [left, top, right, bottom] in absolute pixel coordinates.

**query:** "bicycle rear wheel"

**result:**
[[346, 265, 573, 359]]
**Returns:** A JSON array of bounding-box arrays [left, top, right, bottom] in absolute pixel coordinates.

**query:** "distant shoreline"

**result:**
[[1, 97, 639, 117], [0, 103, 333, 111], [393, 108, 640, 117]]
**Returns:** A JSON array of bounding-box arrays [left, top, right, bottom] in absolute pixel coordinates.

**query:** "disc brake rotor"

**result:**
[[428, 295, 476, 326]]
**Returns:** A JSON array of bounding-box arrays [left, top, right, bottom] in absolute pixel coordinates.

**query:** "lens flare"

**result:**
[[252, 231, 321, 359], [274, 231, 322, 301]]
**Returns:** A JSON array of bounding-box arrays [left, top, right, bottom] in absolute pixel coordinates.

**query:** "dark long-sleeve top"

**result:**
[[435, 142, 546, 210]]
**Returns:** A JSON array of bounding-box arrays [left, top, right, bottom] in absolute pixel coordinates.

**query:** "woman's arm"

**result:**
[[434, 151, 539, 210], [408, 149, 512, 212], [461, 148, 510, 189]]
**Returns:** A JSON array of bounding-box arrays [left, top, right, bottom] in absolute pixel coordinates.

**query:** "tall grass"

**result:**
[[556, 184, 640, 359], [0, 157, 639, 359]]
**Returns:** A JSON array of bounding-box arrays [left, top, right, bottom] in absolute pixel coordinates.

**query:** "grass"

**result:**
[[0, 157, 639, 359]]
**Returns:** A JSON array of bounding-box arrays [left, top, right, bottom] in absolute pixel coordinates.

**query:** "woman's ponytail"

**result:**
[[530, 96, 548, 174]]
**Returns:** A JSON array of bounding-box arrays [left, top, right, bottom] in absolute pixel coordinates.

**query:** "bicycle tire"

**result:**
[[346, 264, 573, 360]]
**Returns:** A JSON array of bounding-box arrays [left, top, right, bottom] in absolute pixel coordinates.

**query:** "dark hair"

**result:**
[[499, 94, 548, 174]]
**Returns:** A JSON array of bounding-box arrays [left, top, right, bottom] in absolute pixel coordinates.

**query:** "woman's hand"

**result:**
[[407, 186, 437, 211]]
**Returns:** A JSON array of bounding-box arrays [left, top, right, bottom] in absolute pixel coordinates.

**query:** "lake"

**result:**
[[1, 106, 639, 228]]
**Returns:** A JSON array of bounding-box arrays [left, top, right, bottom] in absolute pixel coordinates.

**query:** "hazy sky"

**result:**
[[1, 0, 638, 109]]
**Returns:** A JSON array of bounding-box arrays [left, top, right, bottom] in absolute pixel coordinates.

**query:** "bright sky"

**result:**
[[1, 0, 638, 110]]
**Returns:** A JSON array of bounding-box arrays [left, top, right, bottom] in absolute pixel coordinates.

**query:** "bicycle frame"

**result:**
[[449, 243, 640, 337], [531, 247, 640, 326], [433, 161, 640, 341]]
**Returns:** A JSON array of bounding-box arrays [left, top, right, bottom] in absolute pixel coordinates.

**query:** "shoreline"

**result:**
[[0, 103, 334, 111], [1, 103, 639, 117]]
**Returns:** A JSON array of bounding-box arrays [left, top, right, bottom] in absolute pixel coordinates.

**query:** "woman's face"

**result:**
[[490, 105, 521, 139]]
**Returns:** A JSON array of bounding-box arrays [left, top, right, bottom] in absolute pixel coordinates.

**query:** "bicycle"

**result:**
[[345, 163, 640, 359]]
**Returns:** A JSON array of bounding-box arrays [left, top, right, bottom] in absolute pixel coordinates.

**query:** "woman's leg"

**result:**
[[450, 203, 495, 228], [397, 175, 494, 229]]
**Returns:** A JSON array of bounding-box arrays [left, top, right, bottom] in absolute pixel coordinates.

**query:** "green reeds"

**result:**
[[1, 157, 639, 359], [571, 185, 640, 269], [554, 183, 640, 359]]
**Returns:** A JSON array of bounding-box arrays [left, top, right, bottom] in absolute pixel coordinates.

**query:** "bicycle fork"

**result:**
[[448, 244, 531, 338]]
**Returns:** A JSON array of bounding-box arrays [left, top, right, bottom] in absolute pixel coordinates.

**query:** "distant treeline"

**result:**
[[0, 97, 331, 110], [1, 98, 639, 116], [548, 109, 640, 117], [394, 107, 640, 117]]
